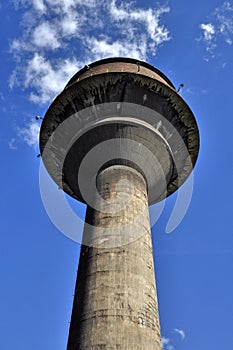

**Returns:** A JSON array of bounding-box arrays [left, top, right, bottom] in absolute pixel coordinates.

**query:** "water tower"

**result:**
[[39, 57, 199, 349]]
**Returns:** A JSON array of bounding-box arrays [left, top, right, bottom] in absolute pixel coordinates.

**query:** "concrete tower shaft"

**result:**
[[67, 166, 161, 349]]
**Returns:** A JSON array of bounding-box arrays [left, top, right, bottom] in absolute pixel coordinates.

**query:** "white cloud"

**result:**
[[32, 0, 47, 13], [199, 1, 233, 58], [162, 337, 170, 346], [9, 138, 18, 150], [200, 23, 215, 42], [45, 0, 96, 13], [18, 119, 40, 148], [61, 12, 79, 36], [162, 328, 186, 349], [174, 328, 185, 340], [10, 0, 171, 147], [32, 22, 60, 49], [86, 36, 147, 61], [199, 23, 217, 56], [24, 53, 83, 104], [10, 0, 170, 105], [108, 0, 170, 51], [162, 337, 174, 350], [11, 39, 28, 52], [9, 70, 19, 90]]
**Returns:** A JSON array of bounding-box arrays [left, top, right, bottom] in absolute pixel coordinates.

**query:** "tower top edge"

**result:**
[[65, 57, 175, 90]]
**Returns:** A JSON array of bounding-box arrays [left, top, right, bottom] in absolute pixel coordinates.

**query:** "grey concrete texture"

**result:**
[[67, 166, 162, 349], [40, 58, 199, 205], [39, 58, 200, 350]]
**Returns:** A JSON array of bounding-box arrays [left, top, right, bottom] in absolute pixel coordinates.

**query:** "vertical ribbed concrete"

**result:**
[[67, 165, 162, 350]]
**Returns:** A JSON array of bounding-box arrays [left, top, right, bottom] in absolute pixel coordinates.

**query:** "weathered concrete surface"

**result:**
[[67, 166, 162, 349], [40, 58, 200, 205], [39, 58, 200, 350]]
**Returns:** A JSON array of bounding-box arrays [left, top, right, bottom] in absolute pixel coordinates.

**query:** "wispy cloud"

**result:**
[[24, 53, 82, 104], [17, 119, 40, 148], [162, 328, 185, 349], [10, 0, 171, 106], [32, 0, 47, 13], [108, 1, 170, 51], [198, 1, 233, 59], [174, 328, 185, 340], [9, 138, 18, 150], [32, 22, 61, 50], [199, 23, 216, 52], [162, 337, 174, 350]]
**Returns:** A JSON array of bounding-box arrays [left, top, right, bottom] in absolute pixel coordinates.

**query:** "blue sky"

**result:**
[[1, 0, 233, 349]]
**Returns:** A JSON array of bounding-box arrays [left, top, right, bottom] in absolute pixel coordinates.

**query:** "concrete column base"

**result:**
[[67, 166, 162, 350]]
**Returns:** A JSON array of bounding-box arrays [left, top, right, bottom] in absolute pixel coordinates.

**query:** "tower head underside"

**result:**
[[40, 57, 199, 205]]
